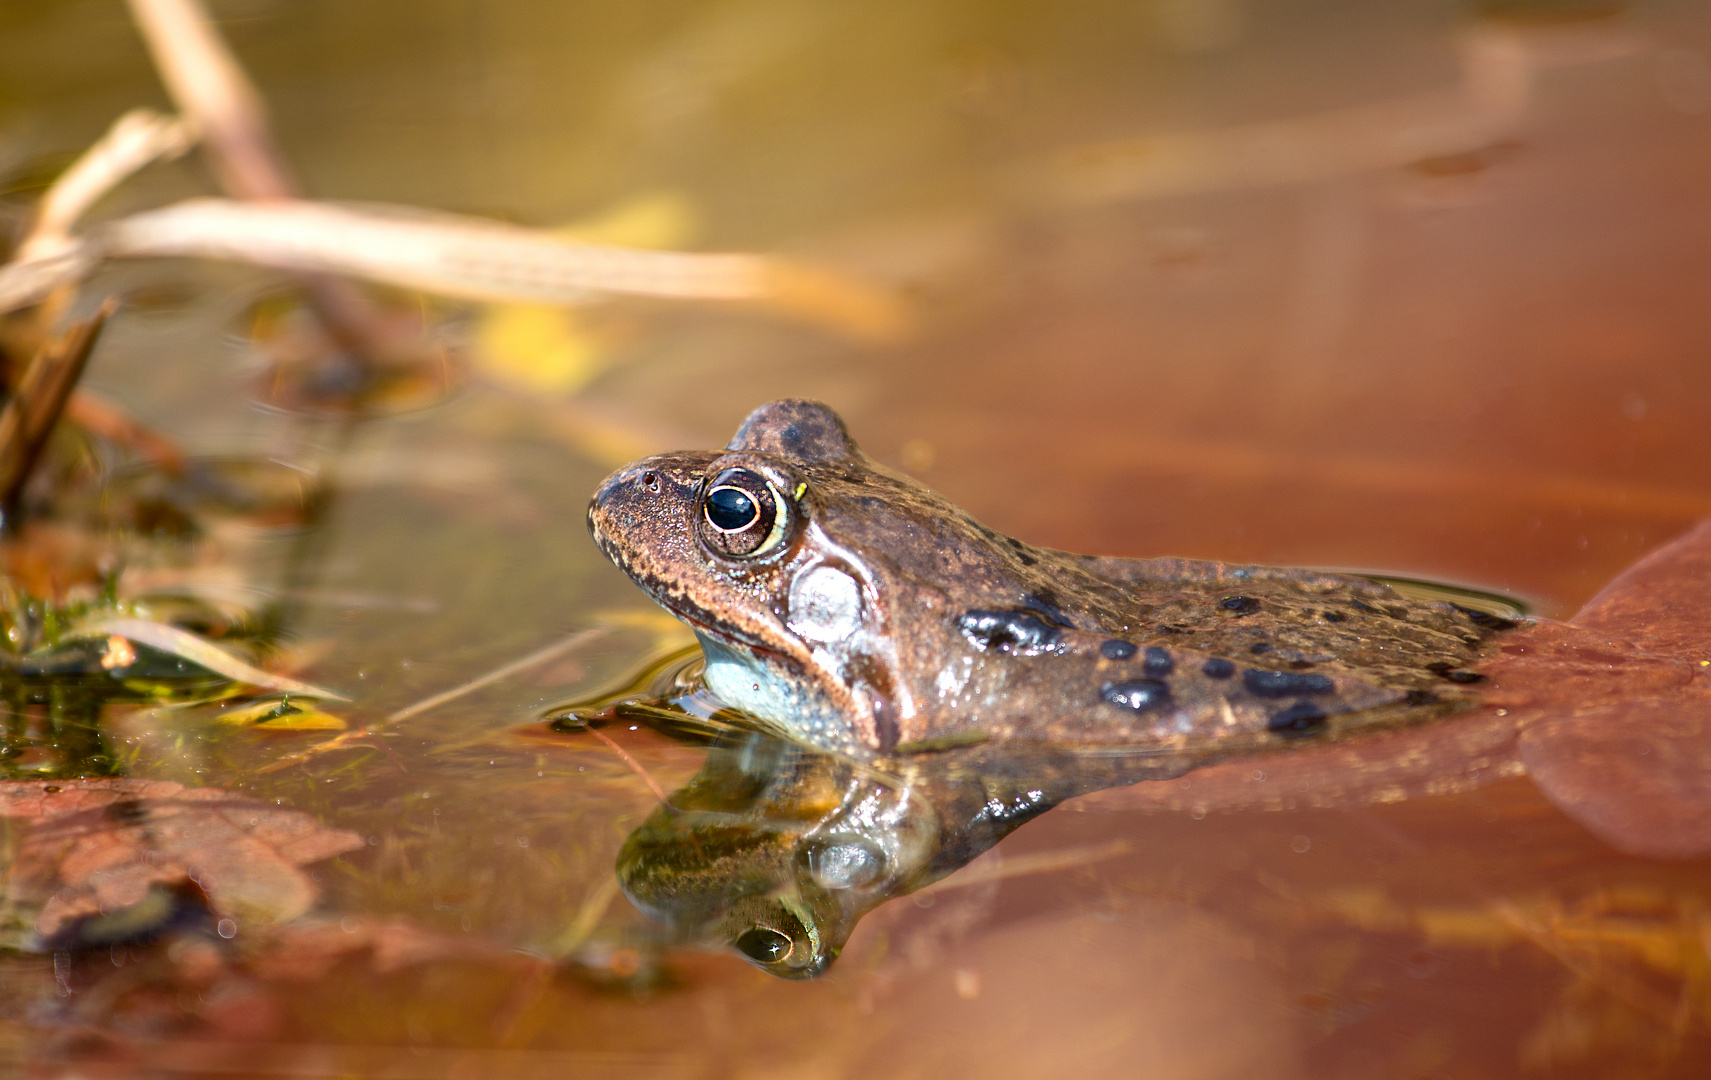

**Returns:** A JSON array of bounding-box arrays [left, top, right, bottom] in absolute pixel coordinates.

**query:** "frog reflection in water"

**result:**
[[616, 715, 1215, 978], [587, 399, 1517, 976]]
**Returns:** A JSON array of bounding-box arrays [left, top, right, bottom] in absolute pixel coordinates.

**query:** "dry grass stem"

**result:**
[[0, 301, 115, 506], [582, 724, 673, 806], [916, 839, 1132, 896], [257, 629, 610, 774], [17, 109, 197, 263], [125, 0, 297, 200], [0, 199, 901, 338], [101, 199, 779, 301], [384, 628, 608, 726]]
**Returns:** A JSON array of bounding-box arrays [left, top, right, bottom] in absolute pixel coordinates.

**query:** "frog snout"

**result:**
[[586, 455, 710, 553]]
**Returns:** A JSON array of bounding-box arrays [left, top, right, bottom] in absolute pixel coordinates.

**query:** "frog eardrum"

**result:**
[[697, 467, 790, 559]]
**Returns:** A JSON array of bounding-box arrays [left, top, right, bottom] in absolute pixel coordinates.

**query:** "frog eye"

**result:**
[[734, 925, 793, 963], [699, 468, 789, 559]]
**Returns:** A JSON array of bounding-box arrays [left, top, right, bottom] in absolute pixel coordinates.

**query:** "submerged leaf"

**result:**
[[0, 778, 363, 948], [216, 698, 347, 731], [67, 617, 346, 700]]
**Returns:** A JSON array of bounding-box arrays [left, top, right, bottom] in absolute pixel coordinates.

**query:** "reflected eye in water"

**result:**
[[698, 467, 789, 559], [720, 896, 833, 977], [735, 925, 793, 963], [806, 839, 885, 890]]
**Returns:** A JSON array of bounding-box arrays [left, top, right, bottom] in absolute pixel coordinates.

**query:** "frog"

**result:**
[[586, 399, 1515, 761]]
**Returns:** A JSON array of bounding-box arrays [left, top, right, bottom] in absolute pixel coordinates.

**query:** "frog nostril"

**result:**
[[641, 471, 661, 493]]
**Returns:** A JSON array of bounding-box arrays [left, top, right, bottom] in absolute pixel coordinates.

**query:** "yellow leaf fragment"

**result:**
[[476, 303, 605, 393], [217, 698, 346, 731], [474, 191, 701, 395], [1416, 908, 1519, 949], [557, 191, 698, 249]]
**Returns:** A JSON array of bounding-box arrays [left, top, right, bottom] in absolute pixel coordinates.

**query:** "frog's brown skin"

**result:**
[[587, 400, 1511, 760]]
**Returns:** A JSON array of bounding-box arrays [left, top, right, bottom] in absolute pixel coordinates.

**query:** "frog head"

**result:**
[[588, 400, 1001, 757]]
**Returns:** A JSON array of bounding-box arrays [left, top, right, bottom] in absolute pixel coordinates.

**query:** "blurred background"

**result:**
[[0, 0, 1709, 1077]]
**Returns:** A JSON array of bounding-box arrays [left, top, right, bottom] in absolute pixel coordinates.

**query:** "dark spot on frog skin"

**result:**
[[1267, 700, 1328, 737], [1322, 609, 1347, 623], [1452, 604, 1519, 631], [1100, 639, 1137, 661], [1202, 658, 1236, 679], [1249, 643, 1271, 654], [1405, 689, 1438, 706], [1243, 670, 1336, 697], [1100, 679, 1172, 712], [1143, 646, 1174, 677], [1425, 661, 1484, 683], [1021, 591, 1072, 627], [958, 610, 1063, 656], [1349, 598, 1376, 613], [1004, 536, 1038, 567], [1220, 595, 1260, 614]]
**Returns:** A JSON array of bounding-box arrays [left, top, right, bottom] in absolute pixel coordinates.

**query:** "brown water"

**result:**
[[2, 0, 1711, 1076]]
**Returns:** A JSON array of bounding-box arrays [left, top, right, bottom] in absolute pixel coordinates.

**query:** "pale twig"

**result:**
[[0, 199, 904, 337], [384, 628, 607, 725], [916, 839, 1132, 896], [557, 874, 621, 954], [124, 0, 296, 199], [581, 724, 672, 805], [125, 0, 422, 364], [257, 629, 608, 773], [100, 199, 775, 302], [17, 109, 197, 263]]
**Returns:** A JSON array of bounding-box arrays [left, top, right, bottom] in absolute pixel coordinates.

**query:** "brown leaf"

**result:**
[[1520, 701, 1711, 859], [0, 778, 363, 944], [1571, 517, 1711, 661]]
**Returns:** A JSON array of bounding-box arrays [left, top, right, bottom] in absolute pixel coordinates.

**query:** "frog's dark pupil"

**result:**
[[735, 926, 792, 963], [707, 486, 758, 531]]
